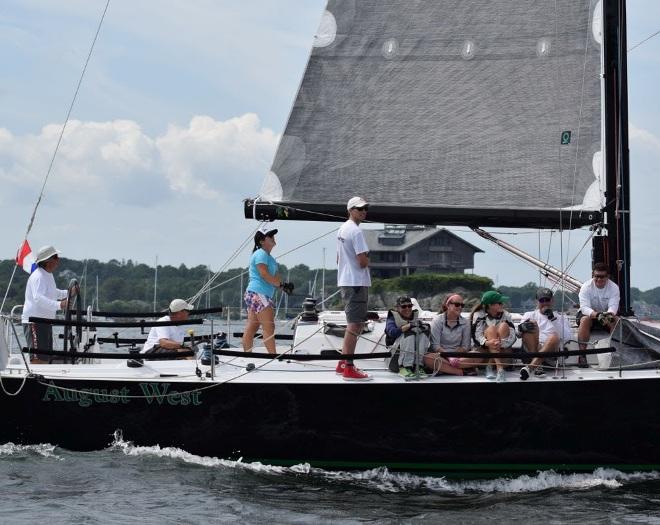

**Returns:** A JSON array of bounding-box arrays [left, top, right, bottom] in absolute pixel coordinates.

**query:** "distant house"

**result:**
[[364, 225, 483, 279]]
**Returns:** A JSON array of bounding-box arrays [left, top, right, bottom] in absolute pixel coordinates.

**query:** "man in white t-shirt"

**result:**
[[577, 262, 620, 367], [518, 288, 572, 380], [142, 299, 194, 358], [335, 196, 372, 381]]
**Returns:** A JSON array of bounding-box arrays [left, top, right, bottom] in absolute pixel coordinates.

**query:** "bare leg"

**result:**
[[423, 353, 463, 376], [342, 322, 363, 362], [256, 306, 277, 354], [242, 309, 260, 352], [484, 325, 505, 371], [578, 315, 592, 351], [521, 329, 540, 366], [533, 334, 559, 368]]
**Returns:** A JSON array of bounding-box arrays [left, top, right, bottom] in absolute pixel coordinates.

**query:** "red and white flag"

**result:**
[[16, 240, 37, 274]]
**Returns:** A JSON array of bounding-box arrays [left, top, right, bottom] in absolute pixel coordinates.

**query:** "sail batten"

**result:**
[[252, 0, 604, 228]]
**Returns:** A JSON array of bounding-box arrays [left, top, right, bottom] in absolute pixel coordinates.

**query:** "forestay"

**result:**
[[257, 0, 604, 228]]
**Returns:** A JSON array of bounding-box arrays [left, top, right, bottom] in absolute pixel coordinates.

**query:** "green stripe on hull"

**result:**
[[250, 459, 660, 478]]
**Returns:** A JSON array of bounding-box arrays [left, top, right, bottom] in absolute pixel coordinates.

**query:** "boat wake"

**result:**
[[0, 442, 59, 459], [107, 433, 660, 494]]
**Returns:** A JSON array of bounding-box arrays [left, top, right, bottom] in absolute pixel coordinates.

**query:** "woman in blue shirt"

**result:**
[[242, 223, 283, 354]]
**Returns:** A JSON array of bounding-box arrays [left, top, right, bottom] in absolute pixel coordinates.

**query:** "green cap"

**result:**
[[480, 290, 509, 305]]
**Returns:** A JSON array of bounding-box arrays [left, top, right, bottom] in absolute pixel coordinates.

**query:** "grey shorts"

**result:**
[[341, 286, 369, 324]]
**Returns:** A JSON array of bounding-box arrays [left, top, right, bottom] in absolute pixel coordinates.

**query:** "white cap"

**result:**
[[257, 222, 278, 236], [346, 196, 368, 210], [169, 299, 194, 313], [35, 245, 61, 263]]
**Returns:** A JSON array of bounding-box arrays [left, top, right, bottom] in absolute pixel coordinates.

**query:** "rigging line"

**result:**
[[23, 0, 111, 241], [628, 29, 660, 52], [188, 225, 260, 303], [2, 2, 111, 317], [202, 226, 338, 295], [0, 264, 19, 315]]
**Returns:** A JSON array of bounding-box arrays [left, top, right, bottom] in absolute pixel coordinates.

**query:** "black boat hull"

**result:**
[[2, 375, 659, 475]]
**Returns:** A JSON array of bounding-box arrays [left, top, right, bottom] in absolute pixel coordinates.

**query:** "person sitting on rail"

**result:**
[[576, 262, 620, 368], [518, 287, 572, 380], [141, 299, 195, 358], [424, 293, 474, 376], [470, 290, 516, 383], [385, 296, 429, 379]]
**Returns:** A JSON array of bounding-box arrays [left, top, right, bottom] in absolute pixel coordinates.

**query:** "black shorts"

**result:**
[[23, 322, 54, 362], [575, 311, 609, 330]]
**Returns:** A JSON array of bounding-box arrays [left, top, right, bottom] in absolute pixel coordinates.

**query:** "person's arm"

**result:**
[[256, 263, 281, 287], [459, 320, 471, 350], [474, 317, 487, 347], [32, 274, 63, 312], [429, 317, 444, 350], [578, 283, 596, 317], [156, 325, 187, 350], [607, 282, 620, 315], [385, 316, 403, 339], [353, 229, 370, 268], [356, 252, 369, 268]]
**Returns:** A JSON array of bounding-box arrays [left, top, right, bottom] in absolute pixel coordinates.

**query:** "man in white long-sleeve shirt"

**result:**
[[21, 245, 70, 363], [518, 287, 572, 380], [577, 262, 620, 367]]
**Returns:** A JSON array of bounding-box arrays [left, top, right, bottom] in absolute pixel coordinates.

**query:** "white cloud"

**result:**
[[0, 113, 278, 207], [630, 124, 660, 153]]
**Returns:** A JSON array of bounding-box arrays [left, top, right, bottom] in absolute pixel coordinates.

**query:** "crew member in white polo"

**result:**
[[22, 245, 71, 363]]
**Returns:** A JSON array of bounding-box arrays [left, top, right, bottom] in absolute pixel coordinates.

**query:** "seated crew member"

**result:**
[[385, 296, 429, 379], [471, 291, 516, 383], [577, 262, 620, 368], [424, 293, 474, 376], [518, 287, 572, 380], [21, 245, 75, 364], [141, 299, 195, 358]]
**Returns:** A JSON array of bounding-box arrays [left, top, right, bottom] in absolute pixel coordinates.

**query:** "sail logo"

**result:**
[[41, 382, 202, 407]]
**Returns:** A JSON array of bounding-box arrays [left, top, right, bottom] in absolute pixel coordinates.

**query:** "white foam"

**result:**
[[0, 442, 59, 459], [108, 433, 660, 494]]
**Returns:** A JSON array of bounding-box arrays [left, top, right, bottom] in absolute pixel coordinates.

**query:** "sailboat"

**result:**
[[2, 0, 660, 475]]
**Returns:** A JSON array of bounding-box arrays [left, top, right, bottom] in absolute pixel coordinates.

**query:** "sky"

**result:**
[[0, 0, 658, 292]]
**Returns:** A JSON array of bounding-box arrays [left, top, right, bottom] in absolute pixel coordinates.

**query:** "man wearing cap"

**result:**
[[21, 245, 71, 363], [577, 262, 620, 367], [336, 196, 371, 381], [141, 299, 195, 357], [518, 288, 572, 380], [385, 296, 431, 379]]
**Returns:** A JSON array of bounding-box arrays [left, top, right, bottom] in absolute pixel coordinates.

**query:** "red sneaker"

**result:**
[[335, 359, 346, 374], [342, 364, 371, 381]]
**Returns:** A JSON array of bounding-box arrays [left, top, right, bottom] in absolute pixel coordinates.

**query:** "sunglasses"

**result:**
[[399, 304, 413, 309], [449, 302, 465, 307], [593, 274, 608, 279], [538, 297, 552, 303], [353, 206, 369, 211]]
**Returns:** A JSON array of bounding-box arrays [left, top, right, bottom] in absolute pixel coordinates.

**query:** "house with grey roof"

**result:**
[[364, 225, 483, 279]]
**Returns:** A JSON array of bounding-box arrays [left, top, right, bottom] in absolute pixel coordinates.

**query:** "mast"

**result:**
[[601, 0, 632, 315]]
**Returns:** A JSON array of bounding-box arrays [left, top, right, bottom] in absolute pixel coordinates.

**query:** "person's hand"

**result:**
[[280, 282, 294, 295], [71, 284, 80, 297], [487, 338, 501, 350], [59, 299, 68, 310]]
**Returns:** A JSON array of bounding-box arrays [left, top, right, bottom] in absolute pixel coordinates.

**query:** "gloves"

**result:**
[[597, 312, 615, 325], [519, 321, 536, 334], [542, 309, 557, 321], [280, 282, 295, 295]]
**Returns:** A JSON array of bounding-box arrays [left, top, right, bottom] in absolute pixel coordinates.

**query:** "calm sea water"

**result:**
[[1, 438, 659, 524]]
